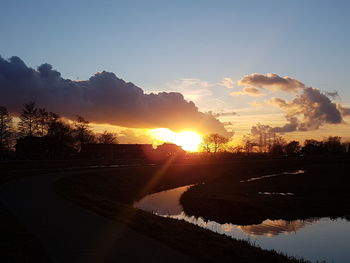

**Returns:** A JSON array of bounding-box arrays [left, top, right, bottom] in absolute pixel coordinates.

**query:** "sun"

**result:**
[[149, 128, 203, 152]]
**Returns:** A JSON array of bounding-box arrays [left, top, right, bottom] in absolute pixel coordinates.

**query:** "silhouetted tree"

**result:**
[[18, 102, 39, 137], [0, 106, 13, 157], [46, 119, 75, 159], [250, 123, 276, 153], [284, 141, 301, 155], [73, 116, 95, 150], [242, 134, 257, 154], [98, 130, 118, 144], [156, 143, 185, 158], [226, 145, 244, 154], [302, 139, 324, 154], [36, 108, 60, 136], [202, 133, 229, 154], [269, 136, 286, 155], [323, 136, 344, 154]]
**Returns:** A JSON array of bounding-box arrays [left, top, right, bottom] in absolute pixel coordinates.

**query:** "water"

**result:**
[[134, 184, 350, 263], [240, 169, 305, 183]]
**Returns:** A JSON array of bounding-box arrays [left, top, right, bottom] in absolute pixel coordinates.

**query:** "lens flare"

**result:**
[[149, 128, 203, 152]]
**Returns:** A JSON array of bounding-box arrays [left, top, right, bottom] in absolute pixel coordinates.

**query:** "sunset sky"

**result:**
[[1, 0, 350, 144]]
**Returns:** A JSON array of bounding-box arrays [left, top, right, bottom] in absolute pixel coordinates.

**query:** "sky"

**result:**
[[1, 0, 350, 143]]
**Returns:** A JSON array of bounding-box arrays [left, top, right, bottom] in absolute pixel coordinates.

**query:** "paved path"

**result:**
[[0, 171, 196, 263]]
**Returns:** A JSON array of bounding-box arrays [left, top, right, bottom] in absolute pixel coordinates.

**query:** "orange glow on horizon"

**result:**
[[149, 128, 203, 152]]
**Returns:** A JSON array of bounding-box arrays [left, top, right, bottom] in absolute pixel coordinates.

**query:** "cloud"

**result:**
[[164, 78, 213, 103], [237, 73, 305, 95], [230, 87, 264, 96], [117, 129, 152, 144], [233, 72, 350, 133], [337, 104, 350, 116], [0, 55, 231, 137], [209, 111, 238, 118], [250, 100, 264, 107], [325, 91, 339, 99], [269, 87, 347, 132], [222, 77, 235, 89], [222, 121, 233, 126]]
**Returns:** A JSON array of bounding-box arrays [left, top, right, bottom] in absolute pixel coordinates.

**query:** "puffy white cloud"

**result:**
[[222, 77, 235, 89]]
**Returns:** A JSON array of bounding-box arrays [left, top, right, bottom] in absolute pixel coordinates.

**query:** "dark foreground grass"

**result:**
[[55, 160, 311, 263], [0, 202, 51, 263], [0, 166, 59, 263], [0, 160, 135, 263]]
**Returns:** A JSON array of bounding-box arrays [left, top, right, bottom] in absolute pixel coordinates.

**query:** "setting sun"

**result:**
[[149, 128, 203, 152]]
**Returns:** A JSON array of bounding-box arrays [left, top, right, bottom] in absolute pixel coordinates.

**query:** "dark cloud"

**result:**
[[269, 87, 348, 132], [237, 73, 305, 95], [337, 104, 350, 117], [0, 55, 231, 137], [235, 73, 350, 133]]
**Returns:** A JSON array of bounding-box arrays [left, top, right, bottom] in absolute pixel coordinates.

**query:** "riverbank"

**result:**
[[55, 159, 311, 262], [180, 156, 350, 225]]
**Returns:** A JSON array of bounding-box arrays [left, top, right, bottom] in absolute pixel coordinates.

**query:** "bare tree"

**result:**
[[98, 130, 118, 144], [202, 133, 229, 154], [18, 101, 39, 137], [242, 134, 257, 154], [251, 123, 275, 153], [226, 145, 244, 154]]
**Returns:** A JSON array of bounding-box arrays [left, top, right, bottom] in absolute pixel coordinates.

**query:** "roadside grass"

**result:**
[[0, 160, 132, 263], [0, 200, 51, 262]]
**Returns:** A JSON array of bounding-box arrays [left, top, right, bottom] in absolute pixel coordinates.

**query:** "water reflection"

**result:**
[[133, 184, 312, 237], [134, 185, 191, 215], [240, 169, 305, 183], [258, 192, 294, 196], [133, 183, 350, 263], [239, 219, 316, 236]]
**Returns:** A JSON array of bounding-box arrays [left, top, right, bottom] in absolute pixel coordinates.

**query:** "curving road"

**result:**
[[0, 171, 196, 263]]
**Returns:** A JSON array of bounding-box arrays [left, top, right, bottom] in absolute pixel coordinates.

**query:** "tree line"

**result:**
[[1, 102, 349, 159], [0, 102, 117, 159], [201, 123, 350, 156]]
